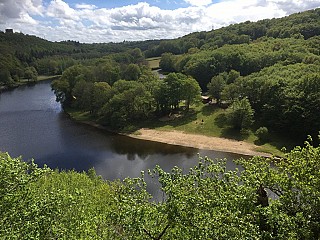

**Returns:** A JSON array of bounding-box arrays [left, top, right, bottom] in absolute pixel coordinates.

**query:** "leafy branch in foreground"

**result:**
[[1, 139, 319, 239]]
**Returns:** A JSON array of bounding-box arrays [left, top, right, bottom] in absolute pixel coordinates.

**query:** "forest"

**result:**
[[0, 8, 320, 239]]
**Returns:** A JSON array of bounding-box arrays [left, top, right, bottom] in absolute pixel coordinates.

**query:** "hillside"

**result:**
[[145, 8, 320, 57], [0, 32, 159, 84], [1, 8, 319, 85]]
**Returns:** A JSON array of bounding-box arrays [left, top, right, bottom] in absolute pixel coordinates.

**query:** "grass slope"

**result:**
[[146, 57, 161, 70]]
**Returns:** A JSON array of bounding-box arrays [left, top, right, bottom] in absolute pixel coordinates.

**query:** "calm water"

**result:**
[[0, 81, 245, 197]]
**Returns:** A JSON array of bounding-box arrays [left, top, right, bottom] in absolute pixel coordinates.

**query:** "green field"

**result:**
[[146, 57, 161, 70]]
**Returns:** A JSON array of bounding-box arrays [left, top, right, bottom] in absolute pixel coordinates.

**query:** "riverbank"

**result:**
[[129, 128, 271, 157], [66, 110, 272, 157], [0, 75, 60, 92]]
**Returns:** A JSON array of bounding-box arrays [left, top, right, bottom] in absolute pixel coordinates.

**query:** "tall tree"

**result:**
[[123, 64, 141, 81], [207, 73, 227, 104], [159, 53, 175, 72], [24, 66, 38, 82], [226, 98, 254, 130], [181, 76, 201, 110]]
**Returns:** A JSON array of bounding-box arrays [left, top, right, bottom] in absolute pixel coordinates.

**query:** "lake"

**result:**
[[0, 81, 245, 197]]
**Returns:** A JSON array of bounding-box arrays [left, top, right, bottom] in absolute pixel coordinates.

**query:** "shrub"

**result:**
[[256, 126, 269, 142]]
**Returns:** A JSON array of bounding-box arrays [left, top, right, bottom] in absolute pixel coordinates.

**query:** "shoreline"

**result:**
[[128, 128, 271, 157], [0, 75, 61, 93], [68, 113, 271, 157]]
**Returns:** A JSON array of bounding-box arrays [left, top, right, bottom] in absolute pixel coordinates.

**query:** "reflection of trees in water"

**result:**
[[109, 135, 198, 161]]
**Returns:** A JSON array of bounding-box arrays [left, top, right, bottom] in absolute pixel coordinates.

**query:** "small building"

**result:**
[[5, 29, 13, 34], [201, 96, 212, 104]]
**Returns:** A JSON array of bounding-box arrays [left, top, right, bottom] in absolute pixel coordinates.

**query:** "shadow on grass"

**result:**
[[220, 127, 249, 141], [201, 104, 219, 116], [140, 109, 199, 130], [254, 139, 266, 146], [164, 111, 198, 128], [260, 132, 300, 152], [214, 113, 227, 128]]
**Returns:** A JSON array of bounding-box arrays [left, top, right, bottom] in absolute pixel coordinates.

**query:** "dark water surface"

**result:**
[[0, 81, 245, 197]]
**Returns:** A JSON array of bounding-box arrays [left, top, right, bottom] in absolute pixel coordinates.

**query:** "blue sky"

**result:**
[[0, 0, 319, 43], [63, 0, 190, 10]]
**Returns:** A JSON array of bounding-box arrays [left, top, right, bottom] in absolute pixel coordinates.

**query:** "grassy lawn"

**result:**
[[65, 108, 93, 122], [146, 57, 161, 70], [38, 75, 61, 81], [20, 75, 61, 83], [139, 103, 294, 156]]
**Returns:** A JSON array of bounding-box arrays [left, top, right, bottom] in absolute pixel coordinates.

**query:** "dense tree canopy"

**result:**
[[222, 63, 320, 138], [52, 62, 201, 128], [1, 139, 319, 239], [226, 98, 255, 130]]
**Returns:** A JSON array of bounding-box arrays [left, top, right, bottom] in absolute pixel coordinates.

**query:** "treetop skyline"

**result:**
[[1, 0, 319, 43]]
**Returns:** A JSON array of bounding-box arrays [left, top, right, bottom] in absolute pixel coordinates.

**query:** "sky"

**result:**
[[0, 0, 319, 43]]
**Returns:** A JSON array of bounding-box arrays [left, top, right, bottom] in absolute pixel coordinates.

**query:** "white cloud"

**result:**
[[266, 0, 320, 14], [0, 0, 319, 42], [75, 3, 97, 10], [0, 0, 43, 24], [47, 0, 79, 21], [185, 0, 212, 7]]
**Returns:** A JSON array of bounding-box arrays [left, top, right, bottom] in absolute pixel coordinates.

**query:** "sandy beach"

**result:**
[[129, 128, 271, 157]]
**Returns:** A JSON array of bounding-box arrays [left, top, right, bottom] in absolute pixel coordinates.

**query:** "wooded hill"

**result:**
[[0, 8, 319, 83], [146, 8, 320, 57], [0, 31, 160, 82]]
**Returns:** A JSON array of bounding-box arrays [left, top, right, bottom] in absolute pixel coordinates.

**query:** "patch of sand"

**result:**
[[129, 128, 270, 157]]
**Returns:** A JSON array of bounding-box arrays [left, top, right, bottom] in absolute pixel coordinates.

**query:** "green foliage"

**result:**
[[101, 80, 153, 128], [0, 69, 13, 85], [178, 37, 319, 91], [130, 48, 144, 63], [0, 153, 50, 238], [146, 8, 320, 57], [159, 53, 176, 72], [123, 63, 142, 81], [238, 140, 320, 239], [1, 140, 319, 239], [94, 60, 120, 85], [181, 76, 201, 110], [51, 65, 94, 106], [226, 98, 254, 130], [207, 73, 227, 104], [256, 127, 269, 142], [24, 66, 38, 82], [91, 82, 112, 115], [36, 58, 60, 75], [72, 80, 94, 110], [52, 63, 201, 129], [154, 73, 201, 113], [225, 63, 320, 138]]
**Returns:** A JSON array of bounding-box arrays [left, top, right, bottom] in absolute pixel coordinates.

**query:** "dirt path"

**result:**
[[129, 128, 270, 157]]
